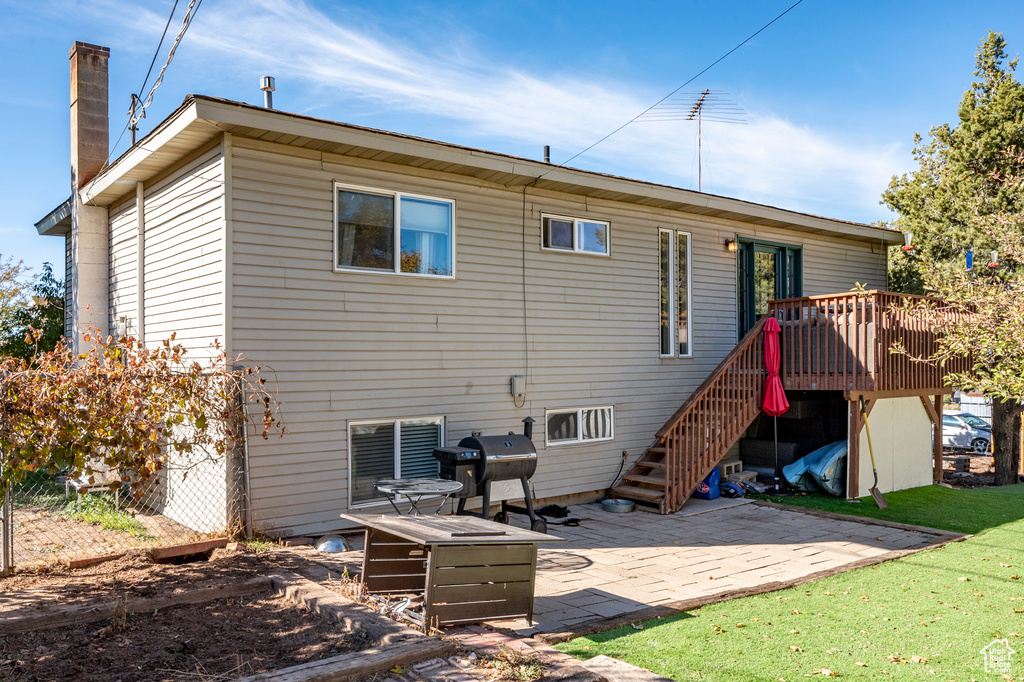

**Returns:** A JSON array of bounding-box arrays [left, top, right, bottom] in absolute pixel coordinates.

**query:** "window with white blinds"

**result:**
[[545, 406, 614, 446], [349, 418, 443, 505]]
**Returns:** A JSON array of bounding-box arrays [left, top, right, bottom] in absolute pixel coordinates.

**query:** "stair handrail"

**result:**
[[656, 315, 769, 512], [655, 315, 768, 439]]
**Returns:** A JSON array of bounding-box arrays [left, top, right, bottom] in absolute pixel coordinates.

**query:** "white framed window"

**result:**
[[335, 183, 455, 278], [541, 214, 610, 255], [546, 406, 614, 446], [348, 417, 444, 506], [660, 229, 692, 357]]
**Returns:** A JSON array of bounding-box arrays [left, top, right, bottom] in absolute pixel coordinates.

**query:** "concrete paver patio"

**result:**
[[308, 499, 955, 639], [493, 500, 952, 636]]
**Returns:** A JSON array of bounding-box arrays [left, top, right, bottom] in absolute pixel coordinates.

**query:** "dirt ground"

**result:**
[[0, 548, 382, 681], [0, 592, 376, 681], [942, 451, 996, 487], [0, 548, 274, 604]]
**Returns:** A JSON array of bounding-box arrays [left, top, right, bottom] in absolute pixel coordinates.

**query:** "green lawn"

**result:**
[[754, 483, 1024, 535], [558, 486, 1024, 680], [65, 493, 155, 540]]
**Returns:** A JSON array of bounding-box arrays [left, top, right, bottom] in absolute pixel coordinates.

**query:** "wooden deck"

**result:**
[[613, 291, 966, 513]]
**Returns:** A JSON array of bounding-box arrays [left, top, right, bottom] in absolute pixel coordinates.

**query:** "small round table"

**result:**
[[372, 478, 464, 515]]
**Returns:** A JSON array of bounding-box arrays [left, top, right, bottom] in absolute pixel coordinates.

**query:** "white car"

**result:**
[[942, 411, 992, 453]]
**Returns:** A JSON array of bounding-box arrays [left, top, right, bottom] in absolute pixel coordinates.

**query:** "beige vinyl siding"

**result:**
[[229, 138, 886, 537], [140, 144, 226, 353], [108, 198, 138, 336], [103, 144, 228, 534], [64, 234, 73, 338]]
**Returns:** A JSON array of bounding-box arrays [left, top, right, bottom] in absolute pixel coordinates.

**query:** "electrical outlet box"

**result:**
[[510, 375, 526, 398]]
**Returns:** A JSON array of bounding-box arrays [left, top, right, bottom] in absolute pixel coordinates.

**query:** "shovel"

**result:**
[[860, 399, 889, 509]]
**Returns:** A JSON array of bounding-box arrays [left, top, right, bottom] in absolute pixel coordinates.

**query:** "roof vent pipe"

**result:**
[[543, 145, 550, 163], [260, 76, 275, 109]]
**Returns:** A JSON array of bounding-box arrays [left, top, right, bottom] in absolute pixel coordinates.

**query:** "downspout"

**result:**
[[136, 181, 145, 343]]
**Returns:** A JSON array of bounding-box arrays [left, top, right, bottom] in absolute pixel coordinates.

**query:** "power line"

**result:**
[[548, 0, 805, 173], [109, 0, 187, 166], [137, 1, 180, 103], [129, 0, 204, 133]]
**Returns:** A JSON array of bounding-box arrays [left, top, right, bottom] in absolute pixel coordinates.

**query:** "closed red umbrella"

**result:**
[[762, 316, 790, 493], [762, 317, 790, 417]]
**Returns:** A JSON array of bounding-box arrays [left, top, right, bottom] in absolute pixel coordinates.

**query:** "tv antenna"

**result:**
[[637, 89, 746, 192]]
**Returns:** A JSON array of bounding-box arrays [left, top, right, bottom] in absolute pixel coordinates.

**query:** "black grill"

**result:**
[[432, 419, 546, 533]]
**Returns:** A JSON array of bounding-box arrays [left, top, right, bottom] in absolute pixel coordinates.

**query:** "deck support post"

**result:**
[[847, 400, 861, 500], [847, 398, 876, 500], [932, 395, 943, 483]]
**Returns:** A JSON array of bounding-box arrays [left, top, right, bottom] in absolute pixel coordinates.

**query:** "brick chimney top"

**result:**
[[69, 42, 110, 59], [70, 41, 110, 190]]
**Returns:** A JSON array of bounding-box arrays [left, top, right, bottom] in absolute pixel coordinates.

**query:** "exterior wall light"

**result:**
[[725, 239, 738, 252]]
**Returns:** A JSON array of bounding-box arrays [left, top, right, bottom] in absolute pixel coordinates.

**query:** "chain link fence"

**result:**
[[1, 444, 247, 575]]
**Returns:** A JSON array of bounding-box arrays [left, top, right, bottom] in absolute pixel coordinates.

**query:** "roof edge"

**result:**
[[35, 195, 73, 236]]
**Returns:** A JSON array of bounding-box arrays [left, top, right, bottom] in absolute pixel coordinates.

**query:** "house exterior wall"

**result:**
[[108, 140, 226, 350], [227, 137, 888, 537], [852, 397, 934, 495], [107, 140, 228, 532]]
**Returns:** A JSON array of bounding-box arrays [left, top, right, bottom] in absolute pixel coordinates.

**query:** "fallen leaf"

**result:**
[[855, 662, 867, 667], [1000, 562, 1011, 567], [792, 609, 801, 615], [790, 645, 803, 652], [791, 629, 800, 634], [391, 665, 406, 674], [887, 655, 907, 664], [736, 623, 745, 628], [958, 577, 970, 582], [911, 655, 928, 663], [630, 623, 644, 630]]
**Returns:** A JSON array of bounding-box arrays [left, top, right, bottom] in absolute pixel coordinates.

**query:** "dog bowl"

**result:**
[[601, 498, 634, 513], [315, 535, 351, 553]]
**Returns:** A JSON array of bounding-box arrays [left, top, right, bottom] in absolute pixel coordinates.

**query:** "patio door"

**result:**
[[737, 240, 801, 337]]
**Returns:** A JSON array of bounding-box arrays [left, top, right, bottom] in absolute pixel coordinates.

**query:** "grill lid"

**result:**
[[457, 433, 536, 459]]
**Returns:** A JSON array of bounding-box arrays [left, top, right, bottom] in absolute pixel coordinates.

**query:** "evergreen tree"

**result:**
[[884, 31, 1024, 292], [884, 32, 1024, 484]]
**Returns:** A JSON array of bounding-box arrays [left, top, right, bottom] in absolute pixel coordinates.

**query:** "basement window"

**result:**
[[349, 417, 444, 506], [335, 183, 454, 278], [546, 406, 614, 446], [542, 215, 610, 255]]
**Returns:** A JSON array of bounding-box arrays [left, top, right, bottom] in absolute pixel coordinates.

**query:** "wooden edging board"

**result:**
[[148, 537, 230, 561], [534, 532, 969, 644], [235, 638, 454, 682], [234, 569, 453, 682], [0, 576, 271, 635], [267, 569, 426, 645]]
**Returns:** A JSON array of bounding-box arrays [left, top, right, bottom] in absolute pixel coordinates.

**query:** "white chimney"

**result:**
[[69, 41, 111, 352]]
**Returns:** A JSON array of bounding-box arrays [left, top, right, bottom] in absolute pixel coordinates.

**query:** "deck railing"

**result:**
[[646, 290, 966, 514], [654, 317, 767, 513], [768, 291, 969, 393]]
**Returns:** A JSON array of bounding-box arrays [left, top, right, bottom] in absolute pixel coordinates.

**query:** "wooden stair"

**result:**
[[612, 317, 769, 513]]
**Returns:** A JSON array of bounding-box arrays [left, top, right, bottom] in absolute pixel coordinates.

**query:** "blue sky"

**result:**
[[2, 0, 1023, 276]]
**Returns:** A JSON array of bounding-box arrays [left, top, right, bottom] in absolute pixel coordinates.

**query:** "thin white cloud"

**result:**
[[96, 0, 905, 222]]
